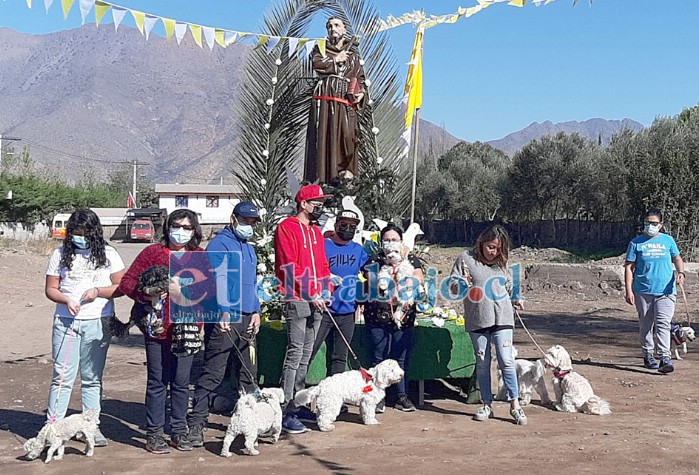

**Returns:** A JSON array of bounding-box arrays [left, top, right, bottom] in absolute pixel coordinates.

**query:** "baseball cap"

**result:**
[[233, 201, 260, 220], [295, 184, 331, 203], [337, 209, 360, 224]]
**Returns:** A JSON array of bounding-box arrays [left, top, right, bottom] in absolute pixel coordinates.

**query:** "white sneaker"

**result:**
[[511, 407, 528, 425], [473, 405, 493, 421]]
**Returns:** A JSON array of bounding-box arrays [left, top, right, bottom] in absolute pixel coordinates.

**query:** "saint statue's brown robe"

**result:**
[[304, 41, 366, 184]]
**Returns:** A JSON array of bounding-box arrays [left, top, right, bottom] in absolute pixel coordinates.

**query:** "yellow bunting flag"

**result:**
[[162, 18, 176, 40], [317, 38, 327, 57], [508, 0, 527, 6], [404, 26, 424, 130], [189, 24, 203, 48], [130, 10, 145, 34], [215, 29, 226, 48], [94, 1, 109, 26], [257, 35, 270, 47], [61, 0, 74, 19]]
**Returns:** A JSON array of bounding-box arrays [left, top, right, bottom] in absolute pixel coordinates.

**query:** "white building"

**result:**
[[155, 184, 244, 225]]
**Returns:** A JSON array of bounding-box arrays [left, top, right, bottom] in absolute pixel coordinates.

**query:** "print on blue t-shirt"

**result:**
[[325, 238, 369, 315], [625, 233, 680, 295]]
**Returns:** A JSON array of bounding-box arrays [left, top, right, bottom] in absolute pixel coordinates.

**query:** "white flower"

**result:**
[[264, 123, 271, 129], [359, 59, 365, 66], [271, 76, 278, 84], [365, 78, 372, 87], [371, 127, 379, 135], [257, 263, 267, 273], [275, 58, 282, 65], [433, 306, 443, 314], [266, 98, 274, 106], [368, 99, 374, 106], [268, 253, 275, 264], [258, 235, 273, 247], [376, 156, 383, 165], [261, 178, 267, 186], [431, 316, 445, 328], [262, 150, 269, 157]]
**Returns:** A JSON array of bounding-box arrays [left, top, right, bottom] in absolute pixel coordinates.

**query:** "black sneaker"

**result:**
[[395, 395, 416, 412], [171, 433, 193, 451], [187, 423, 205, 448], [146, 435, 170, 454], [658, 357, 674, 374], [376, 400, 385, 414], [340, 404, 349, 414]]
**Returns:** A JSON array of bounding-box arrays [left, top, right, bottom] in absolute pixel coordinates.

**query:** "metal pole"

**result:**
[[409, 108, 421, 223], [132, 159, 138, 208]]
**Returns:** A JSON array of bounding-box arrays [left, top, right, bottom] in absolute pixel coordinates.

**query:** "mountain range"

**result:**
[[0, 25, 643, 184]]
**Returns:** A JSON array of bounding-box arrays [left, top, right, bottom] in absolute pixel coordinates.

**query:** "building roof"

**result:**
[[155, 184, 244, 195]]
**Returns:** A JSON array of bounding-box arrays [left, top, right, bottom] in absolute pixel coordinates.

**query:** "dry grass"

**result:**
[[0, 238, 59, 257]]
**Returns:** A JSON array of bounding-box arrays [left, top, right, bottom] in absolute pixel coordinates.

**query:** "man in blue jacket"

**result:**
[[188, 201, 261, 448]]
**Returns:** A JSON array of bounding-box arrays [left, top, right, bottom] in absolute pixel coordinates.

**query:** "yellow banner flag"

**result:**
[[162, 18, 176, 39], [61, 0, 74, 19], [317, 38, 327, 57], [404, 26, 424, 129], [508, 0, 527, 6], [94, 1, 109, 26], [189, 24, 203, 48], [131, 10, 145, 34], [215, 29, 226, 48], [257, 35, 270, 47]]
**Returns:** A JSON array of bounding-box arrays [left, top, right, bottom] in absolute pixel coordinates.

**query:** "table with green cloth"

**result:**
[[256, 318, 475, 404]]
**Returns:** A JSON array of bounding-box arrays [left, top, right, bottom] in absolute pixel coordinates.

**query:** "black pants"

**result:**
[[310, 312, 355, 376], [188, 317, 257, 426], [144, 338, 194, 436]]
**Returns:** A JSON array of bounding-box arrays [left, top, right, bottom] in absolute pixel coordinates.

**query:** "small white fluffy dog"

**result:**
[[220, 388, 285, 457], [495, 346, 551, 406], [544, 345, 611, 416], [377, 242, 415, 328], [294, 359, 404, 432], [24, 411, 98, 463], [671, 324, 696, 360]]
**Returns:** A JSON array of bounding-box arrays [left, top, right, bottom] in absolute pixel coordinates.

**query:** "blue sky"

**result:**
[[1, 0, 698, 141]]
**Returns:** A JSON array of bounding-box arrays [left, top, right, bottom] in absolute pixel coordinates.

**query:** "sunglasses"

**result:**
[[644, 221, 661, 226], [171, 224, 195, 231]]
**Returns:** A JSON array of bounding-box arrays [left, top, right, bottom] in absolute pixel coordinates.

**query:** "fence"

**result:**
[[419, 219, 637, 249]]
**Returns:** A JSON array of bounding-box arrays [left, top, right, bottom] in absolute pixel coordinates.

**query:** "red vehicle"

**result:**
[[130, 219, 155, 242]]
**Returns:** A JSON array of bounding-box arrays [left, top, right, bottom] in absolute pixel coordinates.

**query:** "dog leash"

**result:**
[[322, 307, 373, 382], [224, 324, 263, 393], [514, 309, 550, 361], [49, 319, 76, 424], [679, 282, 693, 328]]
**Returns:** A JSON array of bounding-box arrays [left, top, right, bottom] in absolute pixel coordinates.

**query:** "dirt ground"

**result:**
[[1, 242, 699, 474]]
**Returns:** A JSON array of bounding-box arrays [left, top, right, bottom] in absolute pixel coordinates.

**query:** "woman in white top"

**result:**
[[44, 209, 125, 447]]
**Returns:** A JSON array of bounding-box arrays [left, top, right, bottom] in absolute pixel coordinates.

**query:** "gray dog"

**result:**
[[24, 411, 98, 463]]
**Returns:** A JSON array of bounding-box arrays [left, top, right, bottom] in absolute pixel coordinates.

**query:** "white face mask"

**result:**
[[169, 228, 193, 245], [644, 223, 661, 237]]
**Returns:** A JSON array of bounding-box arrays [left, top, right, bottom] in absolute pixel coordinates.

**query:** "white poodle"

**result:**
[[220, 388, 284, 457], [544, 345, 611, 416], [294, 359, 405, 432], [377, 242, 416, 328], [496, 346, 551, 406], [24, 411, 98, 463]]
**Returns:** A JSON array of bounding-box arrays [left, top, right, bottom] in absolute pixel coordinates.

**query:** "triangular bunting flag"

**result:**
[[189, 24, 203, 48], [131, 10, 146, 35], [202, 26, 216, 50], [215, 29, 226, 48], [162, 18, 176, 40], [61, 0, 74, 19], [224, 31, 238, 46], [287, 37, 299, 58], [297, 38, 309, 58], [144, 14, 159, 41], [78, 0, 94, 24], [265, 36, 281, 53], [111, 6, 127, 31], [26, 0, 32, 8], [94, 1, 109, 26], [257, 35, 270, 48], [305, 39, 316, 58], [174, 22, 187, 45], [317, 38, 327, 57], [237, 32, 250, 44], [508, 0, 527, 6], [44, 0, 53, 14]]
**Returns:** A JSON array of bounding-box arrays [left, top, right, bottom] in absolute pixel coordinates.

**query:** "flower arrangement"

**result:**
[[420, 305, 464, 327], [251, 230, 284, 321]]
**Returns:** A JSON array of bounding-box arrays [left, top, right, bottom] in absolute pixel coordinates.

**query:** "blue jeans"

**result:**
[[144, 338, 194, 436], [47, 317, 110, 423], [469, 327, 517, 404], [368, 325, 413, 397]]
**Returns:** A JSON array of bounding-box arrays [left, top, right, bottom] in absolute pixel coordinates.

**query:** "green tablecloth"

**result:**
[[257, 319, 475, 386]]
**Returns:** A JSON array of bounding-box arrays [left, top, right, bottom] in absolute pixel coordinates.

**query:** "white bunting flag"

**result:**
[[78, 0, 94, 24], [44, 0, 53, 13], [224, 31, 238, 46], [143, 14, 159, 40], [111, 6, 127, 31], [202, 26, 216, 50], [174, 21, 187, 45], [287, 37, 299, 58], [265, 36, 281, 53], [305, 39, 316, 59]]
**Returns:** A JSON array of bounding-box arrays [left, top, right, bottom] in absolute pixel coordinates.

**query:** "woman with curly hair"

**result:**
[[119, 208, 206, 454], [44, 208, 126, 447]]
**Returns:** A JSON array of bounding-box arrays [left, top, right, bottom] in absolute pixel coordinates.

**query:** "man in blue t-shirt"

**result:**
[[624, 209, 685, 374], [310, 209, 368, 382]]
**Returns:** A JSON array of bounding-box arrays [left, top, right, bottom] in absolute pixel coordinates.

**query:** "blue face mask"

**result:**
[[72, 236, 88, 249], [169, 228, 193, 245], [233, 223, 254, 240]]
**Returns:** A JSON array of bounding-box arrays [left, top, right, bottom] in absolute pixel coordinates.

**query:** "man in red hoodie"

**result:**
[[274, 184, 332, 433]]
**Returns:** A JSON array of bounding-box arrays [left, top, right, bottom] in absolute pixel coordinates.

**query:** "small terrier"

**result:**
[[377, 242, 416, 328], [220, 388, 285, 457], [24, 411, 98, 463], [671, 324, 696, 360]]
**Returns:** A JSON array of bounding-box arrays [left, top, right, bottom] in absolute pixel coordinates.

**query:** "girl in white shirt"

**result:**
[[44, 209, 125, 446]]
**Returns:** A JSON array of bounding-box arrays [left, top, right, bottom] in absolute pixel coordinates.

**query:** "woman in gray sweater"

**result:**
[[450, 225, 526, 425]]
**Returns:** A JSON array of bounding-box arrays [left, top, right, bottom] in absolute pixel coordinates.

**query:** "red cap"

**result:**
[[295, 184, 331, 203]]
